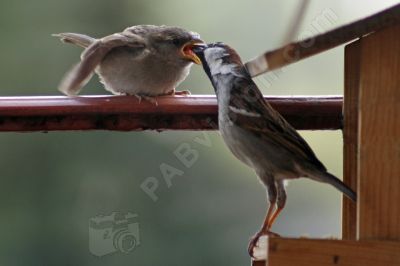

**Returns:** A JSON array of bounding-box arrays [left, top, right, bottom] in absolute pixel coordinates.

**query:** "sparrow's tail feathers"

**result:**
[[309, 171, 357, 202], [58, 39, 108, 95], [53, 33, 95, 48]]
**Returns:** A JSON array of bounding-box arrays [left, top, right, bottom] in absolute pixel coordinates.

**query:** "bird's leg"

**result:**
[[174, 90, 191, 96], [248, 182, 278, 257], [134, 94, 142, 103], [166, 88, 191, 96], [268, 180, 287, 230], [267, 208, 283, 230], [142, 95, 158, 106], [247, 204, 277, 257], [133, 94, 158, 106]]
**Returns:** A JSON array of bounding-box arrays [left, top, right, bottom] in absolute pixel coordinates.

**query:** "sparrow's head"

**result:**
[[192, 42, 245, 80], [131, 25, 204, 65]]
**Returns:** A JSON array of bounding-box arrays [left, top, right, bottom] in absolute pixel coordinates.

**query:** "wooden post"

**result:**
[[254, 19, 400, 266], [342, 41, 361, 240], [357, 25, 400, 240]]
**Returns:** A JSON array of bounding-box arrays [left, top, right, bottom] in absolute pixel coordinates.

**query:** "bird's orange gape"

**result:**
[[181, 40, 204, 65]]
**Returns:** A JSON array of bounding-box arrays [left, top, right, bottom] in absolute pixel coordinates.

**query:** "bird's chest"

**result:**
[[220, 120, 246, 155], [218, 105, 277, 172], [218, 100, 258, 167], [97, 48, 190, 95]]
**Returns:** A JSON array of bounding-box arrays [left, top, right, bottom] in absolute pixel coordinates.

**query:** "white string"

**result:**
[[246, 0, 310, 77], [281, 0, 311, 45]]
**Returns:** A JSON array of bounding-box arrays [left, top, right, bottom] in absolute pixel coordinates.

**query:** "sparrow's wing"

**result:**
[[228, 78, 326, 171], [58, 31, 146, 95]]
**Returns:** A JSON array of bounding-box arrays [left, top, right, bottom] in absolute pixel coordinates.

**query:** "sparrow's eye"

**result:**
[[172, 39, 182, 46]]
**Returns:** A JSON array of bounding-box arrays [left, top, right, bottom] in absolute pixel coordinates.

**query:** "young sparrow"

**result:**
[[54, 25, 204, 99], [192, 43, 356, 257]]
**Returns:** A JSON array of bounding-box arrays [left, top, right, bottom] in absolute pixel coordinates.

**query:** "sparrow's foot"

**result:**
[[134, 94, 142, 103], [248, 230, 280, 258], [166, 89, 191, 96], [174, 90, 191, 96], [134, 94, 158, 106]]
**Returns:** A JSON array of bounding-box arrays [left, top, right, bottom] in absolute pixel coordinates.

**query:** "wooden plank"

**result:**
[[0, 95, 342, 132], [358, 25, 400, 240], [342, 40, 361, 240], [267, 237, 400, 266]]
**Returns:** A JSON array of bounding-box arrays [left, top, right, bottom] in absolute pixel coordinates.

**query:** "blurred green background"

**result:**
[[0, 0, 398, 265]]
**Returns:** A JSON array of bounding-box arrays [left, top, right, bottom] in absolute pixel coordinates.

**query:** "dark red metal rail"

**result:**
[[0, 95, 342, 132]]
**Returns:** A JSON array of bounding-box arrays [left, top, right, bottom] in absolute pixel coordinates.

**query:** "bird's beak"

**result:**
[[181, 39, 205, 65]]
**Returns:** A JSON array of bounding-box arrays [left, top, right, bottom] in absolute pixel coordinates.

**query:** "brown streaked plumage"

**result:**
[[193, 43, 356, 257]]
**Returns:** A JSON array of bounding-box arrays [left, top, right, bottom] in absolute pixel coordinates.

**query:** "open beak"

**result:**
[[181, 39, 205, 65]]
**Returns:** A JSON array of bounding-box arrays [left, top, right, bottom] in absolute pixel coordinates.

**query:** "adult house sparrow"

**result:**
[[54, 25, 204, 100], [192, 43, 356, 257]]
